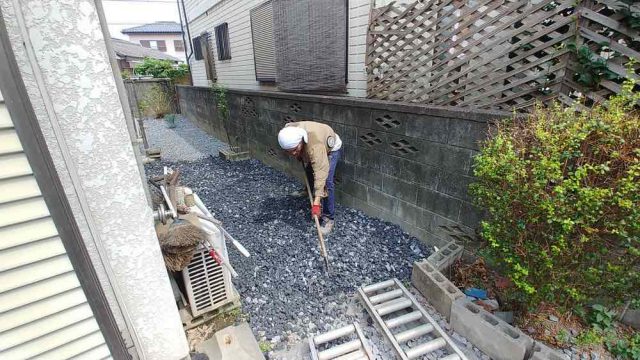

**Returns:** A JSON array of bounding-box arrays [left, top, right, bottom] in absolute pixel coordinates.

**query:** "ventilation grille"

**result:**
[[182, 247, 234, 317]]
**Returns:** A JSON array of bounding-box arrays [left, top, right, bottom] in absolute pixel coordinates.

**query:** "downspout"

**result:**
[[177, 0, 194, 84]]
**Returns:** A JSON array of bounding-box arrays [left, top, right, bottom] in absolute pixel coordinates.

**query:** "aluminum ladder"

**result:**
[[358, 278, 468, 360], [309, 322, 373, 360]]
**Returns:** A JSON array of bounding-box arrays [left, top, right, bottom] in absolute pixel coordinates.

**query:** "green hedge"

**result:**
[[471, 80, 640, 307]]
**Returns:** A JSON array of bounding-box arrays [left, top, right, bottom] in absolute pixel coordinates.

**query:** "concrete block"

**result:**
[[529, 341, 569, 360], [382, 174, 418, 204], [450, 298, 533, 360], [219, 148, 250, 161], [367, 187, 397, 211], [621, 308, 640, 330], [196, 322, 265, 360], [427, 241, 463, 271], [417, 187, 462, 220], [411, 260, 464, 321]]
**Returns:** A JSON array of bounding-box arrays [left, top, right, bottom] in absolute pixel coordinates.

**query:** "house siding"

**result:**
[[183, 0, 370, 96], [0, 97, 111, 360]]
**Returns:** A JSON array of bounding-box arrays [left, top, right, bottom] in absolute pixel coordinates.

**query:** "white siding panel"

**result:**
[[0, 255, 74, 293], [0, 197, 50, 228], [0, 236, 67, 272], [0, 175, 41, 204], [0, 288, 87, 333], [0, 101, 109, 358], [0, 303, 94, 349], [0, 217, 58, 251], [71, 343, 111, 360], [0, 129, 22, 154], [0, 318, 100, 360], [32, 329, 106, 360], [0, 272, 79, 313], [0, 153, 32, 180]]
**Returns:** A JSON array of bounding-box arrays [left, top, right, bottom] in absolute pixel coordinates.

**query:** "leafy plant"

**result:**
[[138, 84, 172, 118], [567, 42, 619, 89], [258, 341, 273, 353], [164, 114, 177, 129], [470, 78, 640, 308], [589, 304, 616, 331], [607, 333, 640, 360], [576, 328, 604, 347], [134, 58, 189, 81], [598, 0, 640, 29], [210, 84, 233, 146], [556, 328, 572, 345]]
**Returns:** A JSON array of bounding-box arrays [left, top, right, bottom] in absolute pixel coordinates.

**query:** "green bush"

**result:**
[[134, 58, 189, 81], [470, 79, 640, 308]]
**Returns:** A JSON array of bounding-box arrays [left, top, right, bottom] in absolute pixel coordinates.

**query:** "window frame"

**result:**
[[214, 22, 231, 61], [174, 39, 185, 52]]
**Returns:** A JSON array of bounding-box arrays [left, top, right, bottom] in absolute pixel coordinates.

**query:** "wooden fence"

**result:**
[[365, 0, 640, 110]]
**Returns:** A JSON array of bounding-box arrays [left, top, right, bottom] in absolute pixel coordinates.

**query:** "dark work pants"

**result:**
[[305, 148, 342, 220]]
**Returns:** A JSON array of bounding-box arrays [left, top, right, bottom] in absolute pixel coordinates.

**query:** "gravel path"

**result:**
[[143, 116, 228, 161], [144, 117, 487, 359]]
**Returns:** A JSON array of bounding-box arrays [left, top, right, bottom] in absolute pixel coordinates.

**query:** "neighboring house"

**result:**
[[0, 1, 189, 359], [178, 0, 369, 97], [122, 21, 186, 62], [112, 37, 180, 74]]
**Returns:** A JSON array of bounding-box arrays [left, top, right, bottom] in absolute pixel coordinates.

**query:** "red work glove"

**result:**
[[311, 204, 321, 218]]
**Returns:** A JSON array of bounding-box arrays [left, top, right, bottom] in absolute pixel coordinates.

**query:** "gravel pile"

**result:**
[[146, 157, 431, 332], [143, 116, 228, 161], [144, 116, 488, 359]]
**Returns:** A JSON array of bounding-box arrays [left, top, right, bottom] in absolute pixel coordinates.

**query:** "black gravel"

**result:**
[[145, 156, 432, 341]]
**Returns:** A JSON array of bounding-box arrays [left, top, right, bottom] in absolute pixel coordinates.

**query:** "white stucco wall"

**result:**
[[0, 1, 189, 359], [181, 0, 370, 96], [127, 33, 186, 62]]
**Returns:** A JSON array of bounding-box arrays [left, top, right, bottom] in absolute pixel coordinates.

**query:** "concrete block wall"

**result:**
[[177, 85, 508, 249]]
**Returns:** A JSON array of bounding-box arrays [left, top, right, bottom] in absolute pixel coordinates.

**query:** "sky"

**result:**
[[102, 0, 180, 40]]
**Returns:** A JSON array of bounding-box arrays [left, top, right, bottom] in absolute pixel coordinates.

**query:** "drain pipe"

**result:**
[[177, 0, 194, 84]]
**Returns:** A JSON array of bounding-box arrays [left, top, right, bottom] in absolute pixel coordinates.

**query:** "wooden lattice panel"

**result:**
[[366, 0, 639, 110]]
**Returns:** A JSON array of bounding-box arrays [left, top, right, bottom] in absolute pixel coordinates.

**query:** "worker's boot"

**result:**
[[320, 217, 334, 236]]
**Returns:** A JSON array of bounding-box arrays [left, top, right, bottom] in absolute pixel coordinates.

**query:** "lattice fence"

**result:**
[[365, 0, 640, 110]]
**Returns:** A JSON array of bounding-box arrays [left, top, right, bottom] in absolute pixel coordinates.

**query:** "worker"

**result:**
[[277, 121, 342, 235]]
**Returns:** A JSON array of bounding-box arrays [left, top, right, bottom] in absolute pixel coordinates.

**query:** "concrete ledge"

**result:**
[[530, 341, 569, 360], [411, 260, 464, 321], [451, 298, 533, 360], [219, 148, 250, 161], [427, 241, 463, 271]]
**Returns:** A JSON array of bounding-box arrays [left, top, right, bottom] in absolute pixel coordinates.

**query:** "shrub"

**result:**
[[134, 58, 189, 81], [471, 79, 640, 308], [138, 84, 172, 118]]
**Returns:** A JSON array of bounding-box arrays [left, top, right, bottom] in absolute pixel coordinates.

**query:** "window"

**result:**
[[214, 23, 231, 60], [250, 1, 276, 82], [192, 35, 203, 60], [174, 39, 185, 52], [139, 40, 167, 52]]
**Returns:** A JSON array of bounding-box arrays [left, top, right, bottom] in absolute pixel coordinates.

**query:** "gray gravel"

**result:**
[[143, 116, 228, 161], [144, 117, 487, 359]]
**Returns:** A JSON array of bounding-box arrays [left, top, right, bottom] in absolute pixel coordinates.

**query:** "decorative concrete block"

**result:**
[[450, 298, 533, 360], [411, 260, 464, 321], [530, 341, 569, 360], [427, 241, 464, 271]]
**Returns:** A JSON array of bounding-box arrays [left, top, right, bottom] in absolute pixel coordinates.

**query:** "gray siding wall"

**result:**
[[178, 85, 508, 249]]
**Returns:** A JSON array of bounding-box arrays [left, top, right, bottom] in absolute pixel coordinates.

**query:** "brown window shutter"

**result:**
[[139, 40, 150, 48], [250, 1, 276, 82], [174, 39, 185, 52]]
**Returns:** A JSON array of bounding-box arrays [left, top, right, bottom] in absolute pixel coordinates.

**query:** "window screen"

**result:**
[[214, 23, 231, 60], [250, 1, 277, 82], [192, 35, 203, 60]]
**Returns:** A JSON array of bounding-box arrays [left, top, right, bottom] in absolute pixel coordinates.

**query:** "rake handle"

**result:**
[[302, 166, 330, 272]]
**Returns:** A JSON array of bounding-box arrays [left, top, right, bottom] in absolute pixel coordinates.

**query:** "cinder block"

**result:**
[[219, 148, 250, 161], [411, 260, 464, 321], [530, 341, 569, 360], [427, 241, 464, 271], [450, 298, 533, 360]]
